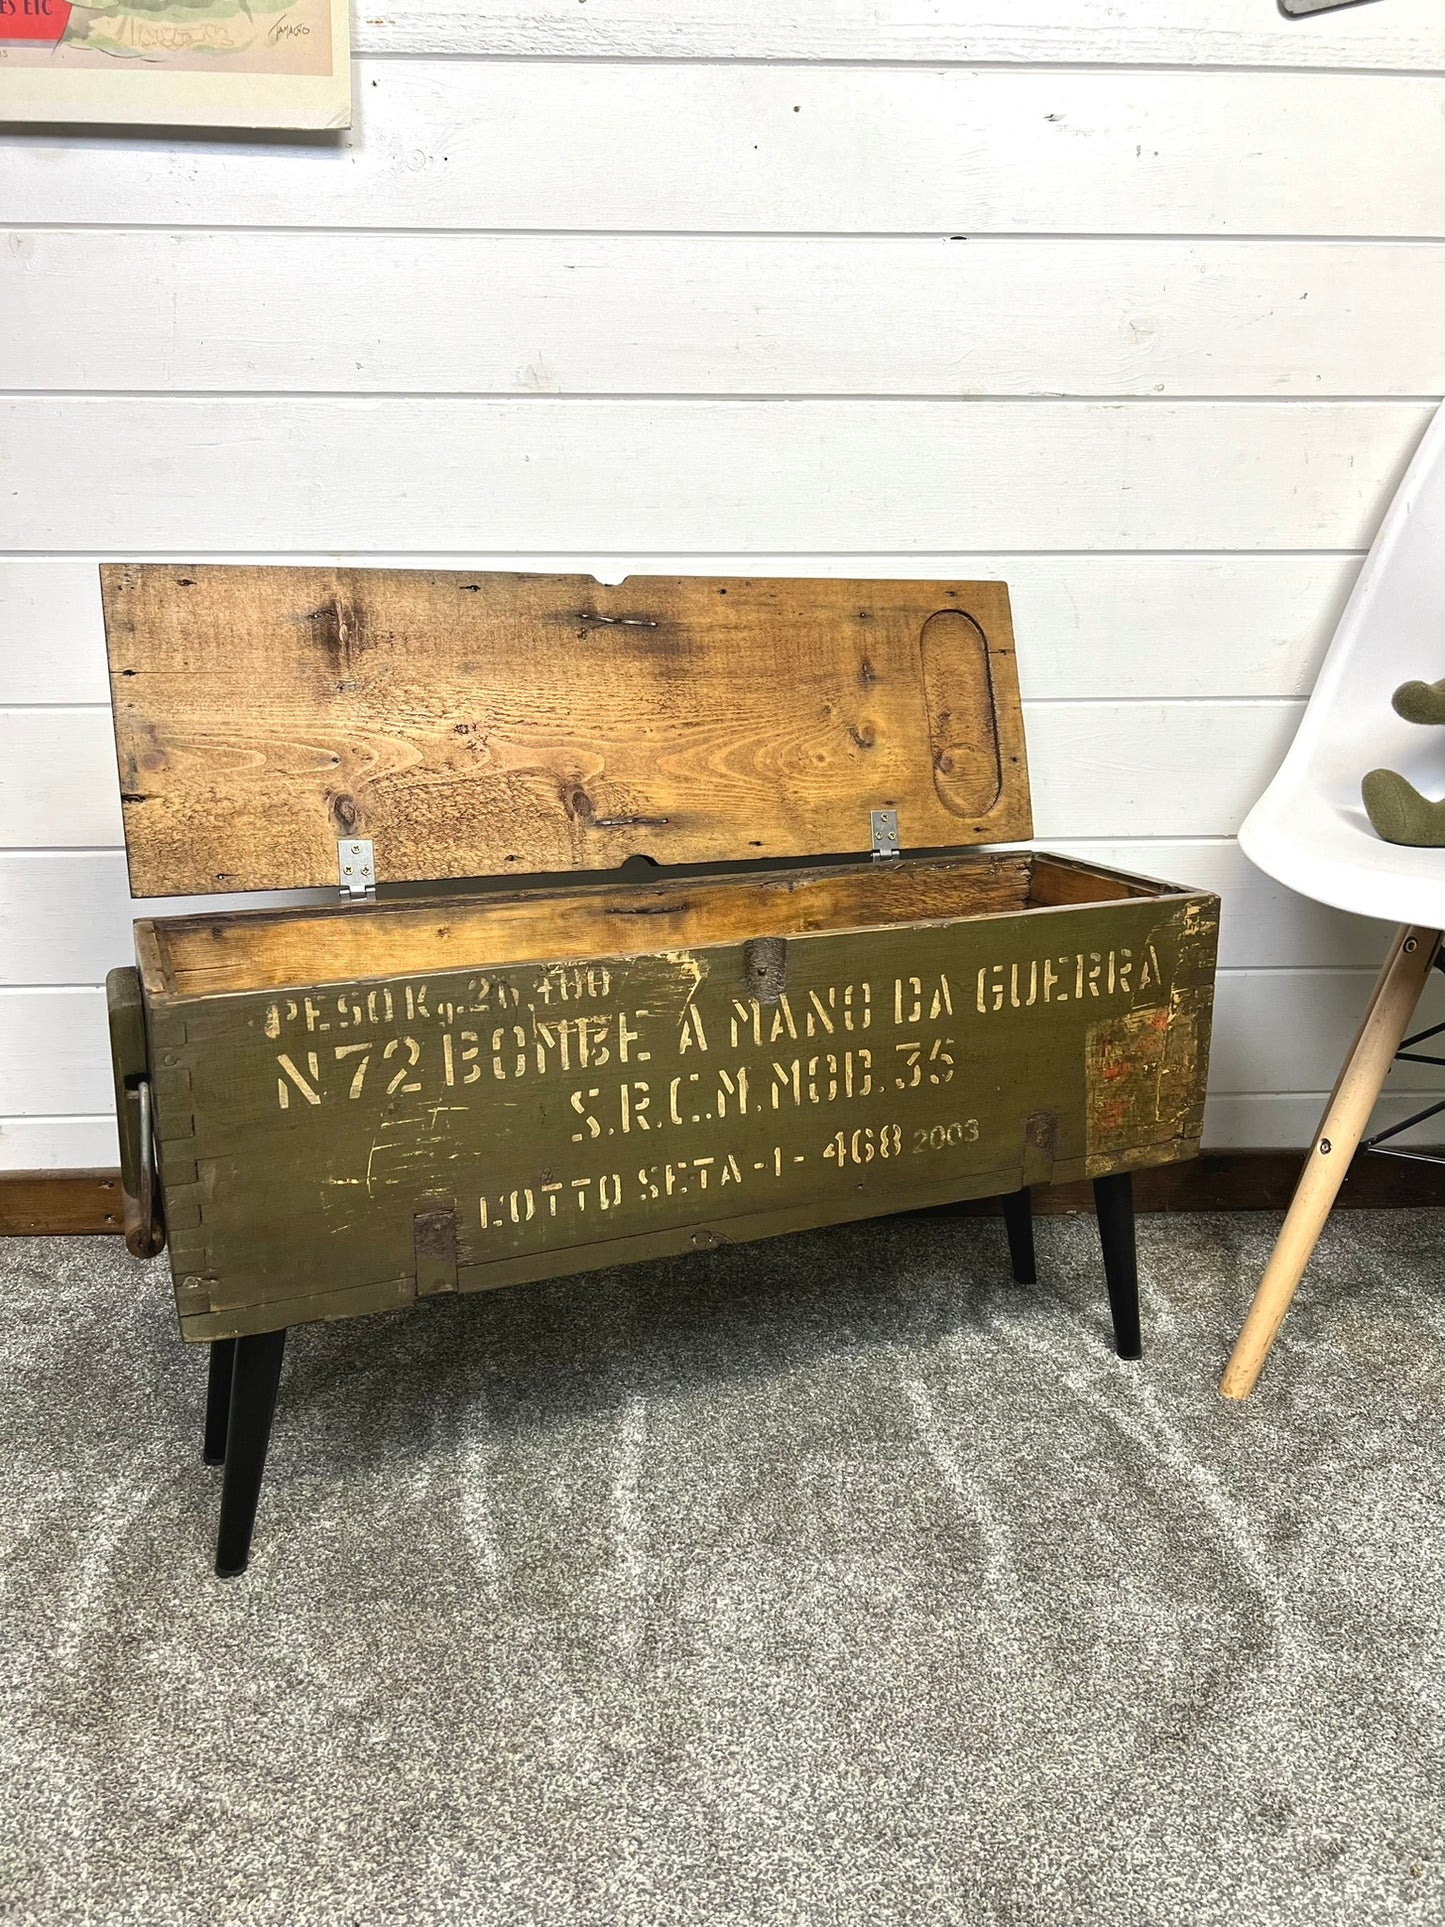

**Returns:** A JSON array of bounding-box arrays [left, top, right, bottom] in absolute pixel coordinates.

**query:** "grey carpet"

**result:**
[[3, 1209, 1445, 1927]]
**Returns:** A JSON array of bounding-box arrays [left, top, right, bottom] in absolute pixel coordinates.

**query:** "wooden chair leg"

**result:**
[[203, 1337, 236, 1465], [1093, 1171, 1141, 1360], [1001, 1185, 1036, 1283], [215, 1328, 287, 1578], [1221, 924, 1441, 1400]]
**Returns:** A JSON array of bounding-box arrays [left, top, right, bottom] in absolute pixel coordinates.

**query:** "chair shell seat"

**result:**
[[1241, 404, 1445, 932]]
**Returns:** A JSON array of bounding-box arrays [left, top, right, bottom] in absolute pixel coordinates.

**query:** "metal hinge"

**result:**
[[870, 809, 900, 861], [338, 837, 376, 900]]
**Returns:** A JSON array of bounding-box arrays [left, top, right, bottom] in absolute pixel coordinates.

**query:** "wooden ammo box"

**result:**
[[102, 566, 1218, 1575]]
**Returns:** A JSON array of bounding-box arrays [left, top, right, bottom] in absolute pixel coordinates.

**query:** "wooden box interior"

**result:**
[[137, 851, 1170, 1004]]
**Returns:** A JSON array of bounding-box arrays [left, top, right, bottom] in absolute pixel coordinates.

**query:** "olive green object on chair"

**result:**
[[1391, 676, 1445, 725], [1362, 677, 1445, 847]]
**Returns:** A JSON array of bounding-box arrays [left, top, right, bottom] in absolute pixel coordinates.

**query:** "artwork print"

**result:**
[[0, 0, 351, 128]]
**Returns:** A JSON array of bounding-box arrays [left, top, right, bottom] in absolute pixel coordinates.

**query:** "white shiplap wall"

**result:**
[[4, 0, 1445, 1171]]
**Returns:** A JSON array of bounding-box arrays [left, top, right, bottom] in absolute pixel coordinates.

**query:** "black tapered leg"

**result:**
[[1000, 1186, 1036, 1284], [215, 1328, 287, 1578], [1093, 1171, 1141, 1360], [203, 1337, 236, 1465]]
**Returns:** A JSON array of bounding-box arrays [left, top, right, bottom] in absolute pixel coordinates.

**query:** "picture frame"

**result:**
[[0, 0, 350, 130]]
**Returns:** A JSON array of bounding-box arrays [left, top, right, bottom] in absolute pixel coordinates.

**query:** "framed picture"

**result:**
[[0, 0, 351, 129]]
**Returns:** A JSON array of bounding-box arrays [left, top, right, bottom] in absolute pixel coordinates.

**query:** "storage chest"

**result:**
[[102, 566, 1218, 1573]]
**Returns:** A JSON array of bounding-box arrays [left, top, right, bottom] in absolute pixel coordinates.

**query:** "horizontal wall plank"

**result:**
[[0, 855, 137, 984], [6, 66, 1445, 235], [0, 563, 106, 704], [0, 838, 1388, 988], [0, 698, 1301, 851], [352, 0, 1445, 67], [0, 990, 110, 1116], [1201, 1093, 1445, 1152], [0, 1118, 119, 1174], [1210, 969, 1445, 1094], [0, 854, 332, 986], [5, 971, 1442, 1128], [11, 233, 1445, 398], [0, 555, 1360, 707], [1028, 703, 1300, 839], [0, 400, 1426, 553], [0, 711, 123, 849]]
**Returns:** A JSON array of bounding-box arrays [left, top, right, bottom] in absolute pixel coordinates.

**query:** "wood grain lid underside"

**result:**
[[101, 565, 1032, 898]]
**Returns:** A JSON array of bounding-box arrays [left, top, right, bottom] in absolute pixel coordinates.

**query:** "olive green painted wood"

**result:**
[[106, 966, 147, 1204], [146, 884, 1217, 1342]]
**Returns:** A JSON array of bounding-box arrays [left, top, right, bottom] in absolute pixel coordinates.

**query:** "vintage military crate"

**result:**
[[102, 565, 1218, 1573]]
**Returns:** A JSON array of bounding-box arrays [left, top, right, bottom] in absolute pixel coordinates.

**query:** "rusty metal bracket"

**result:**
[[743, 935, 788, 1004]]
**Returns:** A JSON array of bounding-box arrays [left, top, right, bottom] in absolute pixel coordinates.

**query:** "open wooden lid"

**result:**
[[102, 565, 1031, 898]]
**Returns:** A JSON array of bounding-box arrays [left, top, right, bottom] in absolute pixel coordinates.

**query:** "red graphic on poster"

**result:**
[[0, 0, 71, 40]]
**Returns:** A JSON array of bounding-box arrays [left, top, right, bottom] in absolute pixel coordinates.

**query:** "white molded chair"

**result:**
[[1223, 403, 1445, 1397]]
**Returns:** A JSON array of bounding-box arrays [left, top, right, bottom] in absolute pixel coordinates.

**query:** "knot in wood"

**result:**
[[328, 791, 361, 834]]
